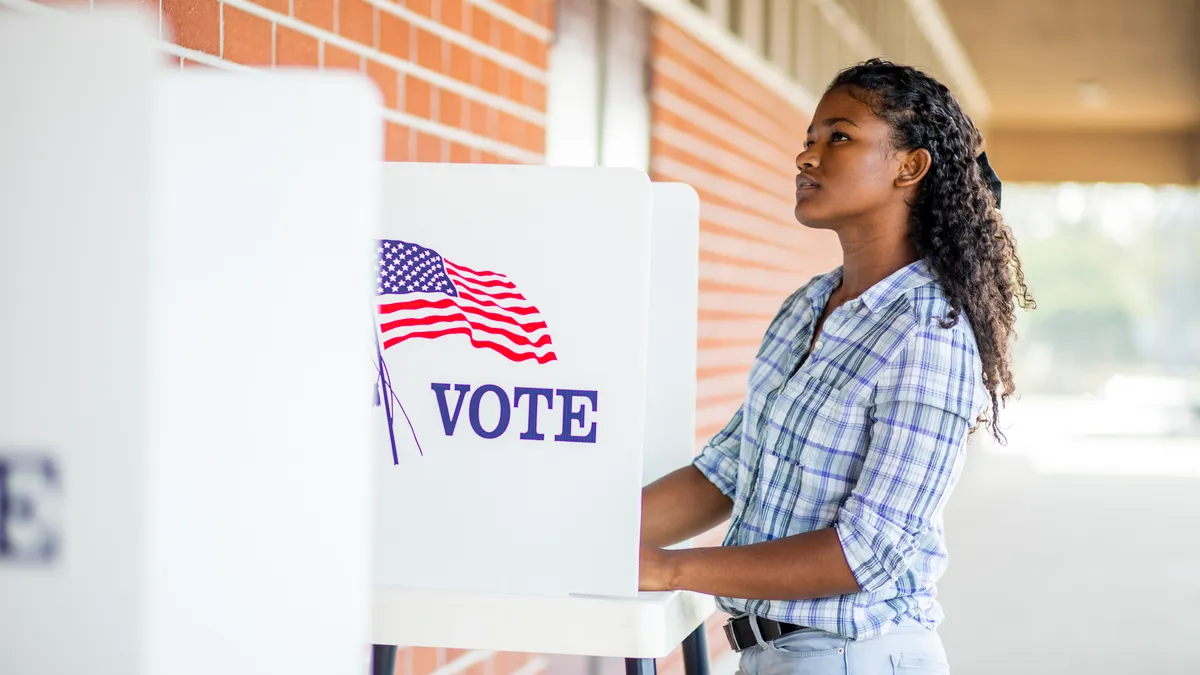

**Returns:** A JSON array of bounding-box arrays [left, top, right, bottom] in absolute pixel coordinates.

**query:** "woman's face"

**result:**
[[794, 86, 908, 231]]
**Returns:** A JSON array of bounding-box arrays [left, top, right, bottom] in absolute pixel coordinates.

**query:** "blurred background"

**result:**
[[4, 0, 1196, 672]]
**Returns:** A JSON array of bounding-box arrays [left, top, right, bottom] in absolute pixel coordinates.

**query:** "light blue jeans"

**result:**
[[733, 618, 949, 675]]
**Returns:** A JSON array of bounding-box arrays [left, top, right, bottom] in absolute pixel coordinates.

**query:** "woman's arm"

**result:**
[[640, 465, 733, 549], [640, 528, 860, 599]]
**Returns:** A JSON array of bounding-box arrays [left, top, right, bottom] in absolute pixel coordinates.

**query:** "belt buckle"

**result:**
[[724, 615, 791, 652], [722, 620, 741, 652]]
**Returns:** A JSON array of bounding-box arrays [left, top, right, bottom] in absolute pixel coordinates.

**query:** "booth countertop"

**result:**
[[373, 586, 717, 659]]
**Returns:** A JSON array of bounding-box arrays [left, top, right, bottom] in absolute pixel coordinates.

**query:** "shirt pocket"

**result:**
[[756, 372, 865, 530]]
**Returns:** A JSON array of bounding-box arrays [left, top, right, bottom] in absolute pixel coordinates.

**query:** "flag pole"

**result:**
[[374, 311, 425, 460], [373, 322, 401, 466], [386, 367, 424, 457]]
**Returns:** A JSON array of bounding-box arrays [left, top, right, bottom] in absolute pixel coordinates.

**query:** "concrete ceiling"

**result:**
[[940, 0, 1200, 183]]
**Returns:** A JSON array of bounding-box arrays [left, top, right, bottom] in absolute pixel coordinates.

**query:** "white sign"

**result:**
[[372, 163, 653, 598], [0, 13, 381, 674]]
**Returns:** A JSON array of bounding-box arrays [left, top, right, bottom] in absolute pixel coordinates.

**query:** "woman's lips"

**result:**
[[796, 175, 819, 200], [795, 175, 819, 190]]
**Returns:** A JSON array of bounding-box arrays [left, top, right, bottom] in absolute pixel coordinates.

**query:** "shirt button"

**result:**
[[813, 341, 823, 351]]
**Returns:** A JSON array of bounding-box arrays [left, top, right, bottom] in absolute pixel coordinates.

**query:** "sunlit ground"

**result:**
[[940, 376, 1200, 674]]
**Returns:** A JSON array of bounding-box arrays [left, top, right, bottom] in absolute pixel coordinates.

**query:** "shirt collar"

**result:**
[[803, 267, 844, 307], [806, 259, 938, 315]]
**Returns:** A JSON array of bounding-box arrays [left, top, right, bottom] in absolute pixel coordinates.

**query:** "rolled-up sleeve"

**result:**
[[692, 404, 745, 498], [835, 321, 981, 593]]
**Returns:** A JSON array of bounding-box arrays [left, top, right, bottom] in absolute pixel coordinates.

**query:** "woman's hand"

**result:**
[[638, 545, 679, 592]]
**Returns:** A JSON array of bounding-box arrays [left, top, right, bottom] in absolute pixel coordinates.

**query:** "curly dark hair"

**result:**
[[829, 59, 1035, 442]]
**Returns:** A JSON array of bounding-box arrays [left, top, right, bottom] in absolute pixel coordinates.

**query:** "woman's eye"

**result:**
[[831, 132, 850, 142], [803, 140, 814, 149]]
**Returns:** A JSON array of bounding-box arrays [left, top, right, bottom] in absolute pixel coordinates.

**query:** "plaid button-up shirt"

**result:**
[[694, 260, 989, 640]]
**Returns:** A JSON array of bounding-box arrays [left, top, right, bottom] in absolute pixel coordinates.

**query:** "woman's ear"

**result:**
[[895, 148, 932, 189]]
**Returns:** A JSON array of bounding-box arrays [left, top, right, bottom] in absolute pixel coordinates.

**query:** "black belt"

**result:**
[[723, 615, 808, 652]]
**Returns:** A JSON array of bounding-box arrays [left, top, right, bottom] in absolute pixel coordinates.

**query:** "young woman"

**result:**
[[637, 59, 1034, 673]]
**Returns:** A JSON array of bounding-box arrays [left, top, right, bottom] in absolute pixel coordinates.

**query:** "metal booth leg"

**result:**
[[681, 625, 710, 675], [370, 644, 398, 675], [625, 657, 658, 675]]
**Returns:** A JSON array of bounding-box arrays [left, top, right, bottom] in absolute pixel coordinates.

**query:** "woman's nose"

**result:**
[[796, 146, 818, 171]]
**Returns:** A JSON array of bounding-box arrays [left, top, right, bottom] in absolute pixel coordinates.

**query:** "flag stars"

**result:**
[[374, 240, 460, 298]]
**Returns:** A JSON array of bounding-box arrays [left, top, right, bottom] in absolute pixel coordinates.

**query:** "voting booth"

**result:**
[[1, 9, 713, 675], [0, 11, 380, 675], [369, 166, 713, 674]]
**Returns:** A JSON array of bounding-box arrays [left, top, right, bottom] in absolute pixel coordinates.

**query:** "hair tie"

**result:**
[[976, 151, 1002, 208]]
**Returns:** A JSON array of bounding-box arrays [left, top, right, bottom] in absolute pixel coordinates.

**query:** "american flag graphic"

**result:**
[[374, 239, 558, 364]]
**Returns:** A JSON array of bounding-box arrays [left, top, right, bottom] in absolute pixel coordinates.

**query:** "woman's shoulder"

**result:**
[[873, 278, 988, 418], [872, 291, 981, 379], [900, 275, 982, 355]]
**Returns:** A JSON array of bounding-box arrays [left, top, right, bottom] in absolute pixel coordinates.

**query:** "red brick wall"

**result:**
[[103, 0, 552, 167], [647, 16, 841, 674]]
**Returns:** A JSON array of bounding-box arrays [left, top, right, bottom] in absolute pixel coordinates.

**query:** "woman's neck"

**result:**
[[834, 225, 918, 299]]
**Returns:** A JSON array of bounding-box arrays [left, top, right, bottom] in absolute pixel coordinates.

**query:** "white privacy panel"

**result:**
[[1, 11, 382, 674], [145, 70, 380, 675], [643, 183, 700, 487], [0, 11, 160, 674], [372, 163, 654, 598]]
